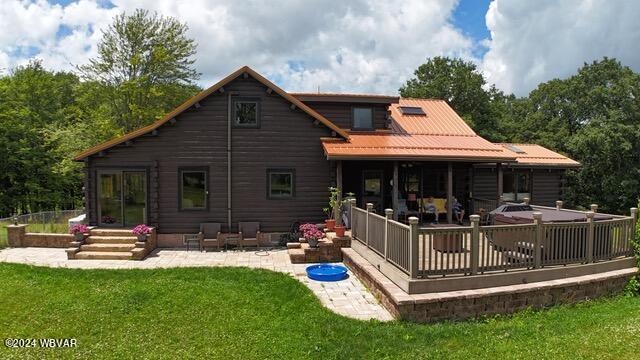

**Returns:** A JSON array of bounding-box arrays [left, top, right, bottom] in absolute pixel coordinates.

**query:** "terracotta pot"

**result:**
[[335, 225, 346, 237], [325, 219, 336, 231]]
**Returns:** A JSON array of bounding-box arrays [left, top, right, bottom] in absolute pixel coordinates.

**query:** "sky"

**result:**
[[1, 0, 639, 96]]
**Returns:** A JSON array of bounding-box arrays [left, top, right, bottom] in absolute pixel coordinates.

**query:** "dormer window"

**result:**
[[352, 107, 373, 130], [233, 98, 260, 128]]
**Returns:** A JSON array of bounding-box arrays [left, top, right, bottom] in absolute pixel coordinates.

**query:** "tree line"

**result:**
[[0, 10, 638, 217]]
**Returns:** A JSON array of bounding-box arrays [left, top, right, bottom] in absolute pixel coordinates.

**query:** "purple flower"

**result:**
[[132, 224, 152, 235], [299, 223, 323, 241], [69, 224, 89, 235]]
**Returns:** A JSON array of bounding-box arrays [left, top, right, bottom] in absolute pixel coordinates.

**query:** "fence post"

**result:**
[[586, 211, 595, 263], [632, 207, 638, 226], [365, 203, 373, 247], [384, 209, 393, 261], [533, 212, 543, 268], [349, 198, 356, 230], [470, 215, 480, 275], [409, 216, 419, 278], [555, 200, 563, 211], [590, 204, 598, 213]]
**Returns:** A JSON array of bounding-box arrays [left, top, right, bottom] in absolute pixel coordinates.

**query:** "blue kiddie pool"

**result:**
[[306, 264, 348, 281]]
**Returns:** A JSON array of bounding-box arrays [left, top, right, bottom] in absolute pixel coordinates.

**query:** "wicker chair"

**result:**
[[198, 223, 224, 251], [238, 222, 262, 249]]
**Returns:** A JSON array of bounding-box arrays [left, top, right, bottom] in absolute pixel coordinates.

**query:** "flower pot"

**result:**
[[325, 219, 336, 231], [335, 225, 346, 237], [137, 234, 148, 242], [307, 237, 319, 248], [74, 232, 85, 242]]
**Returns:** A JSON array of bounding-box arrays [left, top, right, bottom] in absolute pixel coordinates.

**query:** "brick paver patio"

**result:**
[[0, 247, 393, 321]]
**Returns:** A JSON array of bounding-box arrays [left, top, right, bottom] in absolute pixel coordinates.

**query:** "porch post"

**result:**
[[409, 216, 419, 278], [470, 215, 480, 275], [366, 203, 373, 247], [496, 162, 503, 205], [392, 161, 399, 221], [336, 160, 343, 225], [533, 212, 543, 268], [586, 211, 595, 263], [384, 208, 393, 261], [447, 162, 453, 224]]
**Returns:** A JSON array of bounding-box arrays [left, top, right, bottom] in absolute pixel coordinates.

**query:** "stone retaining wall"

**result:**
[[343, 248, 637, 323], [7, 225, 73, 248]]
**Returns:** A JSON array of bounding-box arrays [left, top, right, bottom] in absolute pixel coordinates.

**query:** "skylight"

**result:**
[[399, 106, 426, 115], [505, 144, 526, 154]]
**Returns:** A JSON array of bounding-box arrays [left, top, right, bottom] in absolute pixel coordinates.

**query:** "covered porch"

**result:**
[[335, 160, 506, 225]]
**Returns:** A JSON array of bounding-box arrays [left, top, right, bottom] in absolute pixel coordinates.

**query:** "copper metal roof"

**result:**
[[498, 144, 581, 167], [322, 98, 517, 162]]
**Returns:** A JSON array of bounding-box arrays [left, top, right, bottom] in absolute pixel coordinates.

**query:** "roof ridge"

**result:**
[[74, 66, 349, 160]]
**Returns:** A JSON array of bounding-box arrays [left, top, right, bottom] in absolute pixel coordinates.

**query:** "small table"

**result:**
[[220, 233, 240, 250], [183, 234, 199, 251]]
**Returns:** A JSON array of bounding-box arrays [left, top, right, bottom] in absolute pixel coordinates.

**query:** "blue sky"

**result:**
[[452, 0, 492, 58], [1, 0, 639, 96]]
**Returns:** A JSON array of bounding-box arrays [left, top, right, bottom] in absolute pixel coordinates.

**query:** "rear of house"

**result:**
[[75, 66, 579, 246]]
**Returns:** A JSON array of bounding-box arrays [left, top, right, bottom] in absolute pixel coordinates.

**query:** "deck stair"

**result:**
[[67, 228, 156, 260]]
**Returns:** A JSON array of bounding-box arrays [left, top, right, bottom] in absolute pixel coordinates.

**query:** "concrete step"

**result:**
[[90, 229, 134, 237], [288, 248, 306, 263], [75, 251, 132, 260], [286, 242, 301, 249], [86, 236, 138, 244], [80, 243, 136, 252]]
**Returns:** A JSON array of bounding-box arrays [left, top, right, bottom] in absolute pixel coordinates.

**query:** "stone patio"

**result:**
[[0, 247, 393, 321]]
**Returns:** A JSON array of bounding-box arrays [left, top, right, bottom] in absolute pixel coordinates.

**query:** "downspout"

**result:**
[[227, 92, 232, 230]]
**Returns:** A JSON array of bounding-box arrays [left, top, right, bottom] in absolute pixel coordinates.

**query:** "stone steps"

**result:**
[[86, 236, 138, 244], [80, 243, 136, 252], [287, 235, 351, 263], [75, 251, 132, 260], [90, 229, 135, 237]]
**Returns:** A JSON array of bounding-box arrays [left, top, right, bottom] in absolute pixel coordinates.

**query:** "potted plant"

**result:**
[[69, 224, 89, 242], [327, 188, 354, 237], [132, 224, 151, 241], [300, 223, 323, 248]]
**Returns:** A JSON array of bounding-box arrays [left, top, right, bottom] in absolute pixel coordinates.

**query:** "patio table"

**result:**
[[183, 234, 199, 251]]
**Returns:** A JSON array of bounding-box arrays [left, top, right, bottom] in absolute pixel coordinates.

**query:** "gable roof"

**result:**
[[498, 143, 581, 167], [322, 98, 517, 162], [74, 66, 349, 161]]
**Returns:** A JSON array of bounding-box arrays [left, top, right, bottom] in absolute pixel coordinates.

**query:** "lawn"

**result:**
[[1, 263, 639, 359]]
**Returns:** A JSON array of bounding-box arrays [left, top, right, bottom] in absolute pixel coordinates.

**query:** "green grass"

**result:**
[[1, 263, 639, 359]]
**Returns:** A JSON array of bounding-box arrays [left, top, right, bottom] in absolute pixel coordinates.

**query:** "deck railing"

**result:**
[[350, 201, 638, 279]]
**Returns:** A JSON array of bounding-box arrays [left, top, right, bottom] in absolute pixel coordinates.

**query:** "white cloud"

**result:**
[[0, 0, 474, 94], [481, 0, 640, 96]]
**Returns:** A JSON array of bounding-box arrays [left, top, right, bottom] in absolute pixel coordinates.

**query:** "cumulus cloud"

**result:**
[[481, 0, 640, 96], [0, 0, 473, 94]]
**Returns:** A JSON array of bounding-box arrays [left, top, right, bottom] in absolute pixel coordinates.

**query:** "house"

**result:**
[[74, 66, 579, 246]]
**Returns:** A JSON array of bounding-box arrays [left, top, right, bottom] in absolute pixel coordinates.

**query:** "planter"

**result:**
[[325, 219, 336, 231], [335, 225, 346, 237], [137, 234, 148, 242], [307, 237, 319, 248], [73, 232, 85, 242]]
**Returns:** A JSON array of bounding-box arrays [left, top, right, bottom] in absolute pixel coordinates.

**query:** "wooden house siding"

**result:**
[[472, 167, 565, 207], [301, 102, 389, 130], [87, 75, 333, 233]]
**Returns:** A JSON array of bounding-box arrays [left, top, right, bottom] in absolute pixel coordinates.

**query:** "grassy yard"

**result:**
[[1, 263, 639, 359]]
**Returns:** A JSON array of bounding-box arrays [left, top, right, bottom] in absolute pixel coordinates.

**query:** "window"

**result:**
[[267, 169, 294, 199], [503, 171, 531, 202], [180, 169, 207, 210], [352, 107, 373, 130], [233, 98, 260, 127]]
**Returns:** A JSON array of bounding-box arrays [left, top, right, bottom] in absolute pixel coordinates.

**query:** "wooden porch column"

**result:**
[[447, 162, 453, 224], [496, 162, 503, 205], [336, 160, 343, 225], [392, 161, 399, 220]]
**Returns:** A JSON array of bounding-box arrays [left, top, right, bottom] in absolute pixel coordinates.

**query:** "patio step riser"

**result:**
[[80, 244, 136, 252], [74, 251, 133, 260], [90, 230, 134, 237], [86, 236, 138, 244]]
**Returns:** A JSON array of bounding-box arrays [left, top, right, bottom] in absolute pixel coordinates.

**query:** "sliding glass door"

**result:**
[[98, 170, 147, 227]]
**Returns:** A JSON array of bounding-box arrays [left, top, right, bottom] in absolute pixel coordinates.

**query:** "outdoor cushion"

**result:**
[[238, 222, 259, 238], [200, 223, 221, 239]]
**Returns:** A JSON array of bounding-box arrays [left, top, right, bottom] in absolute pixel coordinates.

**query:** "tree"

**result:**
[[79, 9, 201, 132], [400, 57, 503, 141]]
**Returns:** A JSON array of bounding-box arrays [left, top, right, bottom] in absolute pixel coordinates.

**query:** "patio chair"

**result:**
[[198, 223, 224, 251], [238, 222, 262, 249]]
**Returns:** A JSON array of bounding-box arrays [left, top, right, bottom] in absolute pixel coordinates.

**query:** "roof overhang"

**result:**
[[325, 154, 518, 162], [74, 66, 349, 161]]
